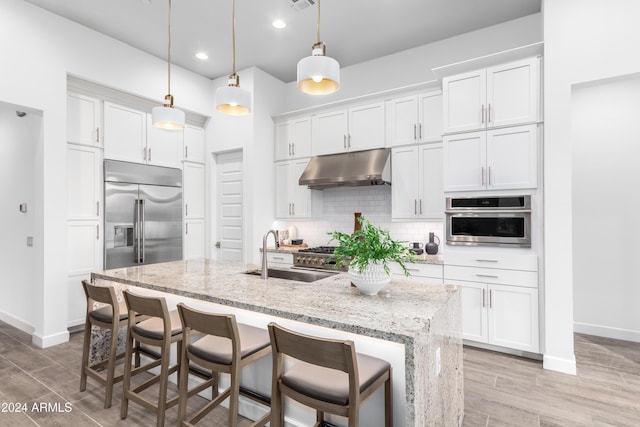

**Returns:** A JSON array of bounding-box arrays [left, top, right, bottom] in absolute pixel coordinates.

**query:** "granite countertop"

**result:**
[[92, 259, 455, 344]]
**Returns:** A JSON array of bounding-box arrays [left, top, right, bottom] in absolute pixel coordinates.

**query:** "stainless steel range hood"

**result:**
[[298, 148, 391, 190]]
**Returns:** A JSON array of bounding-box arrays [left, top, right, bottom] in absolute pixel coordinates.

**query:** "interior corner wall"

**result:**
[[543, 0, 640, 373], [281, 12, 543, 112]]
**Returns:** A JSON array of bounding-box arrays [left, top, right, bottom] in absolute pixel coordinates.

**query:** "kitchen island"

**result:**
[[91, 259, 463, 427]]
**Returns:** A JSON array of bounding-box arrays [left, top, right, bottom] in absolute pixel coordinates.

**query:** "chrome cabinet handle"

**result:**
[[96, 127, 100, 144], [96, 224, 99, 240], [143, 147, 147, 161], [343, 135, 347, 149], [481, 104, 485, 124], [488, 104, 491, 123], [414, 199, 417, 215], [419, 123, 423, 140], [186, 222, 189, 235], [148, 148, 151, 162], [292, 203, 295, 216], [96, 201, 100, 217], [475, 259, 498, 263], [185, 145, 189, 159], [419, 199, 423, 215], [348, 134, 351, 148], [292, 143, 295, 155], [489, 289, 493, 308], [414, 124, 417, 140], [488, 166, 492, 186], [482, 288, 486, 308], [476, 274, 499, 279], [185, 203, 188, 217], [481, 166, 485, 186]]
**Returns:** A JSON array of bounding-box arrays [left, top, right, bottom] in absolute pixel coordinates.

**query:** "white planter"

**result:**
[[348, 260, 392, 296]]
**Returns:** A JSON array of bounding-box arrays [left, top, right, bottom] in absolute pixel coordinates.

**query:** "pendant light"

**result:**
[[297, 0, 340, 95], [152, 0, 185, 130], [216, 0, 251, 115]]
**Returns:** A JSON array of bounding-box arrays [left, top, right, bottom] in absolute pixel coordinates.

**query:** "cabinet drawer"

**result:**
[[267, 252, 293, 265], [444, 265, 537, 288], [444, 252, 537, 271], [391, 262, 443, 280]]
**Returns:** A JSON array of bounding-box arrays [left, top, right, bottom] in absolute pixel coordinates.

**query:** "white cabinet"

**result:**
[[183, 125, 206, 163], [68, 144, 102, 220], [104, 101, 182, 168], [391, 143, 444, 219], [184, 219, 205, 259], [311, 102, 385, 155], [275, 116, 312, 160], [442, 57, 540, 134], [67, 93, 101, 147], [387, 90, 443, 146], [390, 261, 443, 283], [444, 252, 539, 353], [184, 163, 205, 219], [443, 124, 537, 192], [275, 159, 313, 219], [266, 252, 293, 268]]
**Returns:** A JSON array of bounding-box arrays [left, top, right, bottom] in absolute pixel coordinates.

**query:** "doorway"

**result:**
[[215, 150, 244, 261]]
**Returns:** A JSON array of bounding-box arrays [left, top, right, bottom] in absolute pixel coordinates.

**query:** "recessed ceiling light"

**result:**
[[272, 19, 286, 29], [195, 52, 209, 60]]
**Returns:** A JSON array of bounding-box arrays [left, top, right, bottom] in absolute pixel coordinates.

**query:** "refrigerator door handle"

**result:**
[[140, 199, 145, 263], [134, 199, 140, 263]]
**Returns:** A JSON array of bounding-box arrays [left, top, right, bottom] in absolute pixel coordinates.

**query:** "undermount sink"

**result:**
[[244, 268, 338, 283]]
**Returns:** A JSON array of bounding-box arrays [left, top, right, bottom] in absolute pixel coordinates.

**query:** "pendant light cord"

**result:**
[[231, 0, 237, 75], [317, 0, 321, 43], [167, 0, 172, 95]]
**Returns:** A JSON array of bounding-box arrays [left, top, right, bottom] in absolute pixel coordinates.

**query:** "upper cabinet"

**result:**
[[275, 158, 315, 219], [442, 57, 540, 134], [387, 90, 443, 146], [311, 102, 385, 156], [183, 125, 206, 164], [67, 93, 101, 147], [275, 116, 312, 161], [104, 101, 182, 169]]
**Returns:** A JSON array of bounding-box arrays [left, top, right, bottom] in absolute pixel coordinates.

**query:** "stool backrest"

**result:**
[[268, 322, 357, 374], [122, 290, 172, 339], [176, 303, 241, 359], [82, 280, 118, 313]]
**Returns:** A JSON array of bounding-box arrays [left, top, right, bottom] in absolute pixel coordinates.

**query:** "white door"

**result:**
[[419, 143, 444, 219], [67, 93, 101, 147], [291, 116, 312, 158], [184, 163, 206, 218], [457, 281, 489, 343], [67, 144, 102, 220], [442, 69, 486, 133], [391, 146, 419, 219], [312, 110, 348, 155], [146, 115, 182, 168], [419, 91, 443, 142], [184, 219, 206, 259], [387, 95, 418, 147], [216, 151, 243, 261], [274, 121, 291, 161], [443, 131, 486, 192], [291, 159, 311, 218], [488, 284, 539, 352], [103, 102, 146, 163], [274, 161, 291, 219], [183, 125, 206, 163], [486, 124, 537, 190], [486, 58, 539, 128], [348, 102, 385, 151]]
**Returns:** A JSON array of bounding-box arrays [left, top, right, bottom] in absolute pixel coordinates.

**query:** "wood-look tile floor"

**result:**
[[0, 320, 638, 426]]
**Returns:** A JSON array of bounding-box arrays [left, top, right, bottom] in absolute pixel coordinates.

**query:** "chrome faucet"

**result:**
[[262, 229, 278, 279]]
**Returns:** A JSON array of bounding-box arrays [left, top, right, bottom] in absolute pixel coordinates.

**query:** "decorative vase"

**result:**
[[348, 260, 392, 296]]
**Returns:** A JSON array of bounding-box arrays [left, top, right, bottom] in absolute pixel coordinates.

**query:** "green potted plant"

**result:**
[[328, 216, 413, 295]]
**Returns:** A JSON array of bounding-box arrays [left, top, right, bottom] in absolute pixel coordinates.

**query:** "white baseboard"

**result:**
[[32, 330, 70, 348], [0, 310, 34, 334], [574, 322, 640, 343], [543, 353, 577, 375]]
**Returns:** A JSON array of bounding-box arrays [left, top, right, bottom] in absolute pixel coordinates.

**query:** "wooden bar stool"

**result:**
[[176, 303, 272, 427], [79, 280, 130, 408], [268, 322, 393, 427], [120, 290, 183, 427]]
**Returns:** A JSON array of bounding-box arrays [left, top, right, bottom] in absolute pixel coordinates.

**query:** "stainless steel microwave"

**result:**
[[445, 196, 531, 247]]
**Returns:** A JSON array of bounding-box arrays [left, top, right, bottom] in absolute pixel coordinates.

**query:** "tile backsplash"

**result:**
[[282, 186, 444, 249]]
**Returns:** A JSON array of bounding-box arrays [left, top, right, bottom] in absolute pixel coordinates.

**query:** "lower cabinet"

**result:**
[[266, 252, 293, 268], [389, 262, 443, 283], [444, 253, 539, 353], [184, 219, 205, 259]]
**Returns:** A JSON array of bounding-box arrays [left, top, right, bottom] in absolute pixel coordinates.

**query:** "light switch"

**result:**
[[19, 203, 27, 213], [27, 236, 33, 247]]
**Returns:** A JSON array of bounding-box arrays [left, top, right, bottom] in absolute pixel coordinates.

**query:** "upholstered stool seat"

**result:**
[[177, 303, 272, 427], [268, 322, 393, 427]]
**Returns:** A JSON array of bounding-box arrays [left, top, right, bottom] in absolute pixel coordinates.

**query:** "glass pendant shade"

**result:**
[[297, 52, 340, 95], [216, 74, 251, 116], [152, 105, 185, 130]]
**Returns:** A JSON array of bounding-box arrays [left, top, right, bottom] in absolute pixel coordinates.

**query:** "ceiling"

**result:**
[[22, 0, 541, 83]]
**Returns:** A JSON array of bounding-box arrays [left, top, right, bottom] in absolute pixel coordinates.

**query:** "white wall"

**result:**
[[543, 0, 640, 373], [0, 0, 212, 346], [571, 76, 640, 342], [0, 103, 40, 330], [282, 13, 543, 112]]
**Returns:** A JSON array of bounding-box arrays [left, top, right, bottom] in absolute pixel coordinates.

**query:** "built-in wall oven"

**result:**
[[445, 195, 531, 247]]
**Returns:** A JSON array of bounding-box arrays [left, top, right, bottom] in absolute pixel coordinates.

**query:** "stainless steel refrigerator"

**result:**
[[104, 160, 182, 269]]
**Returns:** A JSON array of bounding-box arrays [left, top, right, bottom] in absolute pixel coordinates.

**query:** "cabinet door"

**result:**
[[312, 110, 348, 155], [443, 131, 486, 192], [274, 161, 292, 219], [68, 144, 102, 220], [146, 115, 182, 168], [443, 69, 486, 134], [486, 58, 539, 128], [387, 95, 418, 147], [456, 281, 489, 343], [419, 91, 443, 142], [104, 102, 146, 163], [348, 102, 385, 151], [419, 143, 444, 219], [391, 146, 419, 219], [68, 222, 102, 276], [488, 284, 539, 352], [486, 124, 537, 190], [291, 116, 312, 158], [183, 163, 205, 218], [292, 159, 311, 218], [67, 93, 101, 146], [274, 121, 291, 161], [183, 125, 206, 163], [184, 219, 206, 259]]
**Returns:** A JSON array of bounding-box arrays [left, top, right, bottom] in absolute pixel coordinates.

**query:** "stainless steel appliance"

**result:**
[[293, 246, 347, 271], [445, 195, 531, 247], [104, 160, 182, 269]]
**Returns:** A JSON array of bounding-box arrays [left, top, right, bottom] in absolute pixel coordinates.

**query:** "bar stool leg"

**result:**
[[177, 341, 189, 425], [228, 364, 240, 427], [79, 319, 91, 392], [103, 324, 119, 408], [120, 328, 134, 420], [156, 339, 171, 427], [385, 371, 393, 427]]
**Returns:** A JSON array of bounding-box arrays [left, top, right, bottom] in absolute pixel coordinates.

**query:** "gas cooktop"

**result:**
[[293, 246, 346, 271]]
